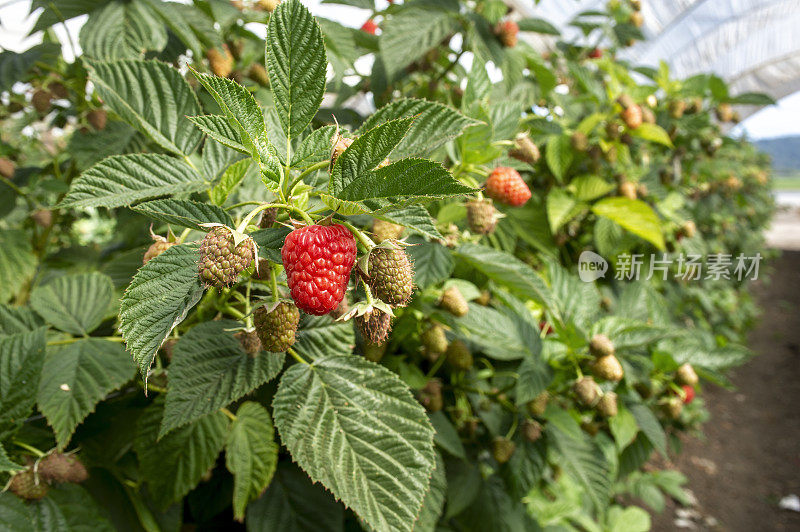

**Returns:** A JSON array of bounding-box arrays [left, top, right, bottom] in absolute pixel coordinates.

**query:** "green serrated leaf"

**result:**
[[430, 411, 465, 459], [119, 244, 205, 382], [133, 199, 233, 231], [86, 59, 202, 155], [37, 338, 136, 448], [413, 453, 446, 532], [546, 407, 611, 512], [160, 320, 285, 437], [189, 115, 248, 154], [209, 159, 253, 206], [59, 154, 206, 209], [454, 244, 553, 307], [0, 230, 36, 304], [273, 355, 436, 532], [32, 484, 116, 531], [0, 328, 47, 440], [406, 237, 453, 288], [0, 443, 23, 473], [267, 0, 327, 140], [627, 402, 667, 457], [380, 6, 458, 77], [294, 315, 354, 360], [135, 401, 228, 509], [246, 462, 344, 531], [592, 197, 665, 250], [629, 123, 674, 148], [291, 125, 337, 169], [79, 0, 167, 60], [0, 305, 44, 335], [375, 204, 443, 240], [517, 17, 560, 35], [192, 71, 282, 183], [67, 121, 143, 172], [226, 402, 278, 521], [545, 134, 574, 182], [29, 272, 114, 336], [358, 99, 481, 159]]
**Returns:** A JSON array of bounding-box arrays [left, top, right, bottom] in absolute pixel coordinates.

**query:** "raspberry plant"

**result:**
[[0, 0, 775, 530]]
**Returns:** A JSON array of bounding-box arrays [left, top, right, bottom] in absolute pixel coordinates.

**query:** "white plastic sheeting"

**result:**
[[511, 0, 800, 115]]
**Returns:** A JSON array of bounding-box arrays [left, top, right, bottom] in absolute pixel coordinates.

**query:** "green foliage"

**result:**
[[0, 0, 775, 529]]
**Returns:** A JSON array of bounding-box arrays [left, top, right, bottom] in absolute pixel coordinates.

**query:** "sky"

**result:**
[[1, 0, 797, 141]]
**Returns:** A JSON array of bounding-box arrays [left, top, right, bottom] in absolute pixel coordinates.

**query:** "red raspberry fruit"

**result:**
[[682, 384, 695, 404], [494, 20, 519, 47], [282, 224, 357, 315], [485, 167, 531, 207], [589, 48, 603, 59], [361, 19, 378, 35]]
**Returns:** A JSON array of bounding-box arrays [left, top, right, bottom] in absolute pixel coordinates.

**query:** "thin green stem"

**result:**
[[291, 160, 329, 190], [220, 407, 237, 421], [223, 306, 246, 319], [504, 416, 519, 440], [270, 265, 280, 302], [225, 201, 263, 210], [47, 336, 124, 346], [340, 220, 375, 250], [287, 347, 309, 365], [13, 441, 45, 457], [426, 353, 447, 378]]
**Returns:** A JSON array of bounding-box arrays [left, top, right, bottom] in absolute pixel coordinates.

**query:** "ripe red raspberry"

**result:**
[[494, 20, 519, 47], [681, 384, 695, 404], [282, 224, 357, 315], [589, 48, 603, 59], [485, 167, 531, 207], [361, 19, 378, 35]]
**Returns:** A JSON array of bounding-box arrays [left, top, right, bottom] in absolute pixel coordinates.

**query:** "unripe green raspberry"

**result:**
[[421, 323, 448, 357], [254, 302, 300, 352], [418, 379, 443, 412], [363, 341, 387, 362], [592, 355, 624, 382], [235, 330, 262, 357], [38, 453, 88, 484], [475, 290, 491, 306], [446, 339, 473, 371], [664, 397, 683, 419], [491, 437, 516, 464], [362, 246, 414, 307], [574, 376, 601, 406], [466, 199, 498, 235], [198, 226, 255, 287], [526, 392, 549, 417], [589, 334, 615, 358], [372, 219, 404, 242], [509, 133, 540, 164], [522, 419, 543, 442], [356, 308, 392, 345], [258, 207, 278, 228], [676, 363, 699, 387], [440, 286, 469, 317], [596, 392, 618, 417], [9, 470, 49, 500]]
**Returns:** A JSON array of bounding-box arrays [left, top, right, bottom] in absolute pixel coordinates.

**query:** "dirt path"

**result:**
[[651, 251, 800, 531]]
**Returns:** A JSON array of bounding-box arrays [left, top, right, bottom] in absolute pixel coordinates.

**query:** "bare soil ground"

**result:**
[[651, 250, 800, 531]]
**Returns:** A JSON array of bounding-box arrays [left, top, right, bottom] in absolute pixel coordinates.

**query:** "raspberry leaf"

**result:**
[[374, 204, 443, 240], [160, 320, 285, 437], [273, 355, 436, 532], [191, 70, 283, 185], [225, 402, 279, 522], [380, 5, 459, 77], [37, 338, 136, 449], [133, 199, 232, 231], [209, 159, 253, 206], [245, 463, 344, 529], [134, 401, 228, 509], [415, 453, 446, 531], [294, 315, 355, 360], [545, 133, 574, 183], [188, 115, 247, 154], [0, 443, 23, 474], [59, 154, 206, 209], [545, 407, 612, 513], [85, 59, 202, 156], [79, 0, 167, 60], [0, 230, 36, 304], [266, 0, 327, 140], [335, 158, 473, 202], [0, 328, 47, 440], [29, 272, 115, 336], [591, 197, 665, 250], [358, 99, 482, 159], [290, 125, 337, 168], [119, 244, 205, 384]]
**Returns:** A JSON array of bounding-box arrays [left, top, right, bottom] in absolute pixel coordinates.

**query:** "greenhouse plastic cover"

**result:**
[[512, 0, 800, 116]]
